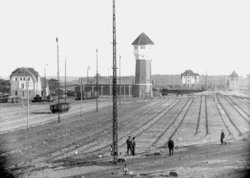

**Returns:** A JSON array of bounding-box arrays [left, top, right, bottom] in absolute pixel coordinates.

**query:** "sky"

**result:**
[[0, 0, 249, 79]]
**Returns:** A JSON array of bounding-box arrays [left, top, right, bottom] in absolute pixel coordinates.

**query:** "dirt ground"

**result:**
[[0, 93, 249, 178]]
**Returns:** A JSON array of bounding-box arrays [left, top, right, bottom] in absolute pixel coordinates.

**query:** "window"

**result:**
[[15, 91, 18, 96], [23, 77, 25, 81], [141, 45, 145, 49], [22, 84, 24, 89], [27, 77, 30, 81], [15, 77, 17, 81], [20, 77, 22, 81]]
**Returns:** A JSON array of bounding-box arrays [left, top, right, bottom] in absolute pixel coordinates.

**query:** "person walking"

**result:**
[[126, 136, 131, 155], [220, 129, 225, 145], [131, 137, 136, 155], [168, 137, 174, 156]]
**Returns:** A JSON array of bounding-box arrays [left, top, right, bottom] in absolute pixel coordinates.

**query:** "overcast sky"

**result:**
[[0, 0, 249, 78]]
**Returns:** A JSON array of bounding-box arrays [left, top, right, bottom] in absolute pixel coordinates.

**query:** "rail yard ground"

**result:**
[[0, 92, 250, 178]]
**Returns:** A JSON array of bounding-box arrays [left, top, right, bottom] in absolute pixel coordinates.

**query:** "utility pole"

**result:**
[[112, 0, 118, 163], [56, 37, 61, 123], [87, 66, 90, 85], [44, 64, 48, 97], [96, 49, 99, 112], [119, 55, 121, 105], [26, 81, 29, 131], [65, 59, 67, 103], [80, 78, 82, 117]]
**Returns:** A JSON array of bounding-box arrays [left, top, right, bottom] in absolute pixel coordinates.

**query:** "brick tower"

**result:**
[[132, 32, 154, 98]]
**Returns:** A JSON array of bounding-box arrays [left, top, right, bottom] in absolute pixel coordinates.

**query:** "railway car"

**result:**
[[161, 89, 204, 96], [50, 103, 71, 113], [75, 91, 99, 100]]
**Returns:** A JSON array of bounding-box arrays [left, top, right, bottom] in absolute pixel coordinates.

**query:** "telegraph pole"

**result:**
[[80, 78, 82, 117], [119, 55, 121, 105], [96, 49, 99, 112], [26, 80, 29, 131], [56, 37, 61, 123], [112, 0, 118, 163], [65, 59, 67, 103], [44, 64, 48, 97]]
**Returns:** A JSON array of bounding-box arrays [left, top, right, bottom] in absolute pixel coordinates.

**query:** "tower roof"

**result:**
[[132, 32, 154, 45], [229, 71, 239, 77]]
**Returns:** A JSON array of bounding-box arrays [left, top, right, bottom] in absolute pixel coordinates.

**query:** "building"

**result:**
[[181, 70, 200, 88], [9, 67, 46, 99], [228, 71, 239, 91], [132, 32, 154, 98]]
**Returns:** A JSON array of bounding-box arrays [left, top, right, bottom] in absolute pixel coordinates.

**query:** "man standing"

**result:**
[[220, 129, 225, 145], [168, 137, 174, 156], [131, 137, 136, 155], [126, 136, 131, 155]]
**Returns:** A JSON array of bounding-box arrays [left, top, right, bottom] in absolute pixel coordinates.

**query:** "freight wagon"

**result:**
[[50, 103, 71, 113], [75, 91, 99, 100]]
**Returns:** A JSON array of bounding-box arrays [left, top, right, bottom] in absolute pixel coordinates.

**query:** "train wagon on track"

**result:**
[[161, 89, 204, 96], [75, 91, 99, 100], [50, 103, 71, 113]]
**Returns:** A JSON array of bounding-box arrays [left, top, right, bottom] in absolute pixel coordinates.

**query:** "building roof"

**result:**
[[132, 32, 154, 45], [181, 70, 199, 77], [10, 67, 39, 80], [229, 71, 239, 77]]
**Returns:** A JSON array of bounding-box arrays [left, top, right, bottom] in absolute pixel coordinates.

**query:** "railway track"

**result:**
[[216, 95, 242, 136], [146, 98, 193, 149], [225, 96, 250, 124], [45, 99, 179, 162], [2, 99, 165, 157], [134, 99, 190, 149], [205, 95, 209, 135], [195, 96, 202, 135], [7, 99, 173, 170], [229, 96, 250, 116], [214, 95, 232, 135]]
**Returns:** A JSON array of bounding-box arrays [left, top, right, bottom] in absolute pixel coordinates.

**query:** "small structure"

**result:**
[[132, 32, 154, 98], [10, 67, 44, 99], [181, 70, 200, 88], [228, 71, 239, 91]]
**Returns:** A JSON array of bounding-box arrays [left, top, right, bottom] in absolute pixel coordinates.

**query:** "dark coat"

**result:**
[[168, 139, 174, 149], [221, 132, 225, 140]]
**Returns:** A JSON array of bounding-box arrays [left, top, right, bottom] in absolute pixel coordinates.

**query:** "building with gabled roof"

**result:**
[[9, 67, 45, 99], [181, 70, 200, 88]]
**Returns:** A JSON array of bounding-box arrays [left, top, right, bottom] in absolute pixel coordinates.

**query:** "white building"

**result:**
[[181, 70, 200, 88], [10, 67, 48, 99]]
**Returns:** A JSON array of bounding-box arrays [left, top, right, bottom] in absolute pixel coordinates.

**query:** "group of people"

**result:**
[[121, 130, 226, 159], [126, 136, 136, 155]]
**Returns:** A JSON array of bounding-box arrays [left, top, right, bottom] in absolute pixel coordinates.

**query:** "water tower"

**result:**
[[132, 32, 154, 98]]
